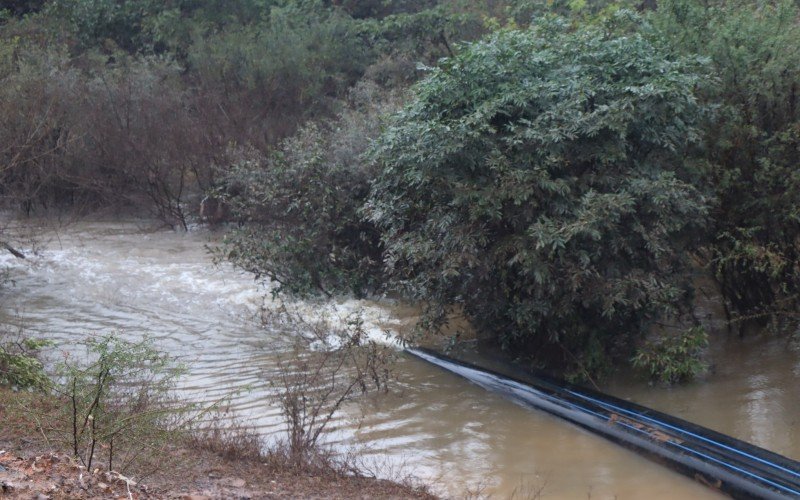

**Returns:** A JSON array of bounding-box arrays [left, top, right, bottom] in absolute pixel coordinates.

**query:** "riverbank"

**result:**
[[1, 221, 792, 497], [0, 388, 435, 499]]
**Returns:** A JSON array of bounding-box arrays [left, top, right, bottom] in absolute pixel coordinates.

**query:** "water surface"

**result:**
[[2, 221, 793, 497]]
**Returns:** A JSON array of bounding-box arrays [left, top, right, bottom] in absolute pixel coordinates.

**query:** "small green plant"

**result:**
[[0, 336, 52, 391], [52, 334, 187, 475], [632, 327, 709, 384]]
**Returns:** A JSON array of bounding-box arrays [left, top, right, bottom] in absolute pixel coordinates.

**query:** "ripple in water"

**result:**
[[0, 221, 736, 498]]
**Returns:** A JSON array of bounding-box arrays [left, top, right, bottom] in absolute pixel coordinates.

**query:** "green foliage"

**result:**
[[0, 33, 17, 73], [189, 2, 369, 91], [141, 0, 277, 57], [12, 0, 798, 381], [367, 15, 709, 376], [0, 0, 46, 18], [649, 0, 800, 322], [358, 4, 480, 61], [632, 327, 708, 383], [0, 336, 52, 391], [497, 0, 641, 28], [46, 0, 164, 52], [185, 1, 374, 145], [220, 84, 397, 297], [335, 0, 437, 19], [54, 335, 186, 473], [43, 0, 285, 55]]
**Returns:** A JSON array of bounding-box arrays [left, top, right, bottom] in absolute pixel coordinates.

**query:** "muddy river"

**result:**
[[1, 221, 797, 498]]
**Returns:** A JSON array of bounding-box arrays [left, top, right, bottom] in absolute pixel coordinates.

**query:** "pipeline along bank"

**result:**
[[407, 348, 800, 499]]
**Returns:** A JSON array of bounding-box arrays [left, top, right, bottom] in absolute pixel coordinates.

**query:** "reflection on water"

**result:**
[[2, 221, 794, 497], [604, 330, 800, 463]]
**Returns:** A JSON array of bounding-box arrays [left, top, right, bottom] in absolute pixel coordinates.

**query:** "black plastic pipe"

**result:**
[[406, 347, 800, 499]]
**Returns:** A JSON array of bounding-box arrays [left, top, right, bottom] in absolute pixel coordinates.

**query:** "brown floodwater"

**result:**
[[1, 221, 796, 498]]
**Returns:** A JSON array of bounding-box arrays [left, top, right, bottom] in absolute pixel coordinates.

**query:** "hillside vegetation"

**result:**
[[2, 0, 799, 381]]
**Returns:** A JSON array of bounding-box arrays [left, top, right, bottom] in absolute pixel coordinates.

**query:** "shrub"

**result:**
[[52, 335, 186, 475], [0, 35, 215, 225], [219, 83, 399, 297], [367, 15, 709, 378], [632, 327, 709, 384], [67, 54, 214, 228], [260, 304, 395, 468], [0, 1, 46, 18], [45, 0, 168, 53], [649, 0, 800, 326], [0, 335, 52, 391], [187, 407, 265, 463], [187, 2, 371, 146], [0, 38, 76, 213]]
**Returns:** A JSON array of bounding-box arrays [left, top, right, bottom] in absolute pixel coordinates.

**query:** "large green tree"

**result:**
[[367, 15, 709, 377]]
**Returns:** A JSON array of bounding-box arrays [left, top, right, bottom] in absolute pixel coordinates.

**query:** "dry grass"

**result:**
[[185, 409, 265, 463], [1, 387, 436, 498], [186, 409, 369, 480]]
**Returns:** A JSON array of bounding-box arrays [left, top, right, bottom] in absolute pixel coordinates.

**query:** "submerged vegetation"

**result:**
[[2, 0, 800, 382], [632, 327, 709, 384]]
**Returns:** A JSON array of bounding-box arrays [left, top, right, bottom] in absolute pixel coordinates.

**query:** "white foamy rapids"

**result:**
[[0, 221, 410, 446], [2, 222, 407, 348], [270, 297, 407, 351]]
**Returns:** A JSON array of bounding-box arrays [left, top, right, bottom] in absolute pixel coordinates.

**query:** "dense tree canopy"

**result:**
[[367, 16, 710, 376], [650, 0, 800, 327]]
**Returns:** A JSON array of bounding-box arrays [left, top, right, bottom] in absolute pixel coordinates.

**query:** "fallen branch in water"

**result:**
[[1, 241, 25, 259]]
